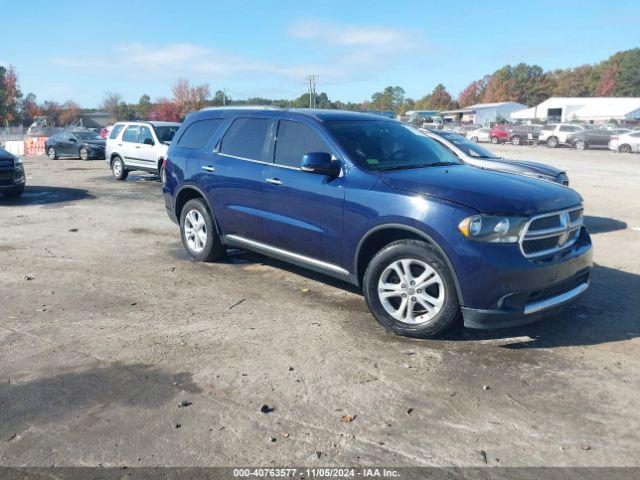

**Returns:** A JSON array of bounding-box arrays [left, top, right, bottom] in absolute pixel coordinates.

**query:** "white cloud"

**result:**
[[49, 20, 426, 95]]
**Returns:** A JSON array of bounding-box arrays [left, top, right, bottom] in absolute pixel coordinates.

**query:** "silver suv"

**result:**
[[105, 121, 181, 181]]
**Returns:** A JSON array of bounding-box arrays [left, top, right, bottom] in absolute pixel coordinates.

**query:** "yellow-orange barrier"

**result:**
[[24, 137, 47, 156]]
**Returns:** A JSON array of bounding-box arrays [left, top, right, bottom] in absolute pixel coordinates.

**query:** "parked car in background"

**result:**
[[489, 125, 509, 144], [106, 121, 181, 181], [507, 124, 542, 146], [567, 128, 631, 150], [163, 108, 592, 338], [539, 124, 586, 148], [45, 131, 106, 160], [608, 131, 640, 153], [466, 127, 491, 143], [423, 129, 569, 185], [0, 146, 26, 198]]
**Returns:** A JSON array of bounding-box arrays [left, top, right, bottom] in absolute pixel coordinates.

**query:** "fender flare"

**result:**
[[174, 184, 221, 234], [354, 223, 464, 305]]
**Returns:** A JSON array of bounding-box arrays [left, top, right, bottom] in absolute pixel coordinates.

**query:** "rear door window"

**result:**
[[274, 120, 330, 168], [123, 125, 140, 143], [109, 124, 124, 139], [220, 118, 271, 161], [177, 119, 223, 149]]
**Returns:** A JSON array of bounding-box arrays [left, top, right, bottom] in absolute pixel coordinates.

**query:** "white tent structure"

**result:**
[[440, 102, 527, 124], [511, 97, 640, 124]]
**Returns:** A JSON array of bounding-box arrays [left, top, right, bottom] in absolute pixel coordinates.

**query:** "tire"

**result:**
[[490, 137, 498, 144], [547, 137, 559, 148], [80, 146, 90, 160], [2, 185, 24, 198], [470, 136, 479, 143], [575, 140, 587, 150], [511, 135, 521, 146], [111, 156, 129, 180], [159, 162, 167, 184], [179, 198, 225, 262], [619, 144, 632, 154], [363, 239, 460, 338], [47, 147, 58, 160]]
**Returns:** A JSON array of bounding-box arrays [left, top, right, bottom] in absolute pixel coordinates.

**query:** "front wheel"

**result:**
[[511, 136, 521, 146], [547, 137, 559, 148], [111, 157, 129, 180], [470, 136, 479, 143], [180, 199, 226, 262], [619, 144, 632, 153], [363, 240, 460, 338], [47, 147, 58, 160], [490, 137, 498, 144], [575, 140, 587, 150]]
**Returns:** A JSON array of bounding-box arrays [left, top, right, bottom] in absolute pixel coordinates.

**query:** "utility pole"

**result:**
[[307, 75, 318, 109], [222, 88, 227, 106]]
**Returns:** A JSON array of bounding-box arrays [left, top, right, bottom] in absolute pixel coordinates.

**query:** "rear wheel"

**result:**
[[511, 135, 521, 146], [490, 137, 498, 144], [363, 240, 460, 338], [547, 137, 559, 148], [80, 146, 89, 160], [47, 147, 58, 160], [179, 198, 225, 262], [111, 156, 128, 180], [470, 136, 479, 143], [575, 140, 587, 150], [619, 144, 632, 153]]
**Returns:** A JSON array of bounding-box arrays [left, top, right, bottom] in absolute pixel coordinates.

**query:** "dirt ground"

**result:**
[[1, 145, 639, 468]]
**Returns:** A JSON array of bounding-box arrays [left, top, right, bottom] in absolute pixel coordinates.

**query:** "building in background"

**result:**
[[439, 102, 527, 125], [511, 97, 640, 125]]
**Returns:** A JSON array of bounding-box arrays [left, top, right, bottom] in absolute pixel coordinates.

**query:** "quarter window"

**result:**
[[220, 118, 271, 160], [123, 125, 140, 143], [274, 121, 330, 168], [177, 119, 223, 149]]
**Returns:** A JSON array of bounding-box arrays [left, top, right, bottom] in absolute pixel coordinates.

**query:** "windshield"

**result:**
[[433, 131, 499, 159], [73, 131, 101, 140], [325, 120, 461, 171], [154, 126, 179, 143]]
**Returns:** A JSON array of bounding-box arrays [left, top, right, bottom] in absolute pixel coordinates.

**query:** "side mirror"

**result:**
[[68, 137, 76, 143], [300, 152, 340, 177], [143, 138, 154, 146]]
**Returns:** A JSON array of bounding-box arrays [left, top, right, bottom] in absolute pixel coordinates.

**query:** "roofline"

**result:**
[[199, 106, 284, 111]]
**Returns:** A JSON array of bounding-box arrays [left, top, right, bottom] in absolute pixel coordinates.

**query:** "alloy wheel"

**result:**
[[377, 258, 445, 324], [184, 209, 207, 253], [113, 160, 122, 177], [48, 148, 56, 159]]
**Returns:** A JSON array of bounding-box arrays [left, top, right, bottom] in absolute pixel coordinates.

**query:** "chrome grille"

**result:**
[[520, 207, 584, 258]]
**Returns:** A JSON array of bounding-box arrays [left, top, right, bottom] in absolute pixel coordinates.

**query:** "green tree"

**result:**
[[370, 86, 405, 112], [136, 94, 152, 120]]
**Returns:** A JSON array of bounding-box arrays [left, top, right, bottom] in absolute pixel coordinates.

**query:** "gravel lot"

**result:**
[[1, 145, 639, 467]]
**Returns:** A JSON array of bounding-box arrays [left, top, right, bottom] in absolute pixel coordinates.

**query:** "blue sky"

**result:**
[[2, 0, 639, 107]]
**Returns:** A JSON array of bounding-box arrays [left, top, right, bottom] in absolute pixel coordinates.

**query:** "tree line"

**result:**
[[1, 48, 638, 126]]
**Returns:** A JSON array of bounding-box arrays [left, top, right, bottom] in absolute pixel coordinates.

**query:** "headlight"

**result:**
[[458, 215, 528, 243]]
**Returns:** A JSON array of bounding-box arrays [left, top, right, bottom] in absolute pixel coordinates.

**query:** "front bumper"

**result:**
[[455, 226, 593, 329]]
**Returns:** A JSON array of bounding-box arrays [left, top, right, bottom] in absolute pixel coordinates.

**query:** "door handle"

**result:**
[[202, 165, 215, 173], [265, 178, 282, 185], [135, 145, 141, 148]]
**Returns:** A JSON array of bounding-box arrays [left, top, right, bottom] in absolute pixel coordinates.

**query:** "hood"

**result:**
[[381, 164, 581, 216], [0, 147, 14, 161], [83, 139, 106, 147], [465, 157, 563, 177]]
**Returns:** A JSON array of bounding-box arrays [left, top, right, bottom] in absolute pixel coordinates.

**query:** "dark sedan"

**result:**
[[423, 129, 569, 185], [567, 128, 631, 150], [45, 131, 106, 160]]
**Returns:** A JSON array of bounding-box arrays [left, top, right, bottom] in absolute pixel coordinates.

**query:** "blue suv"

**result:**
[[163, 108, 592, 338]]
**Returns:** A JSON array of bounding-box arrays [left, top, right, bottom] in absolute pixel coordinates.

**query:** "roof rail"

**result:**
[[199, 105, 283, 111]]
